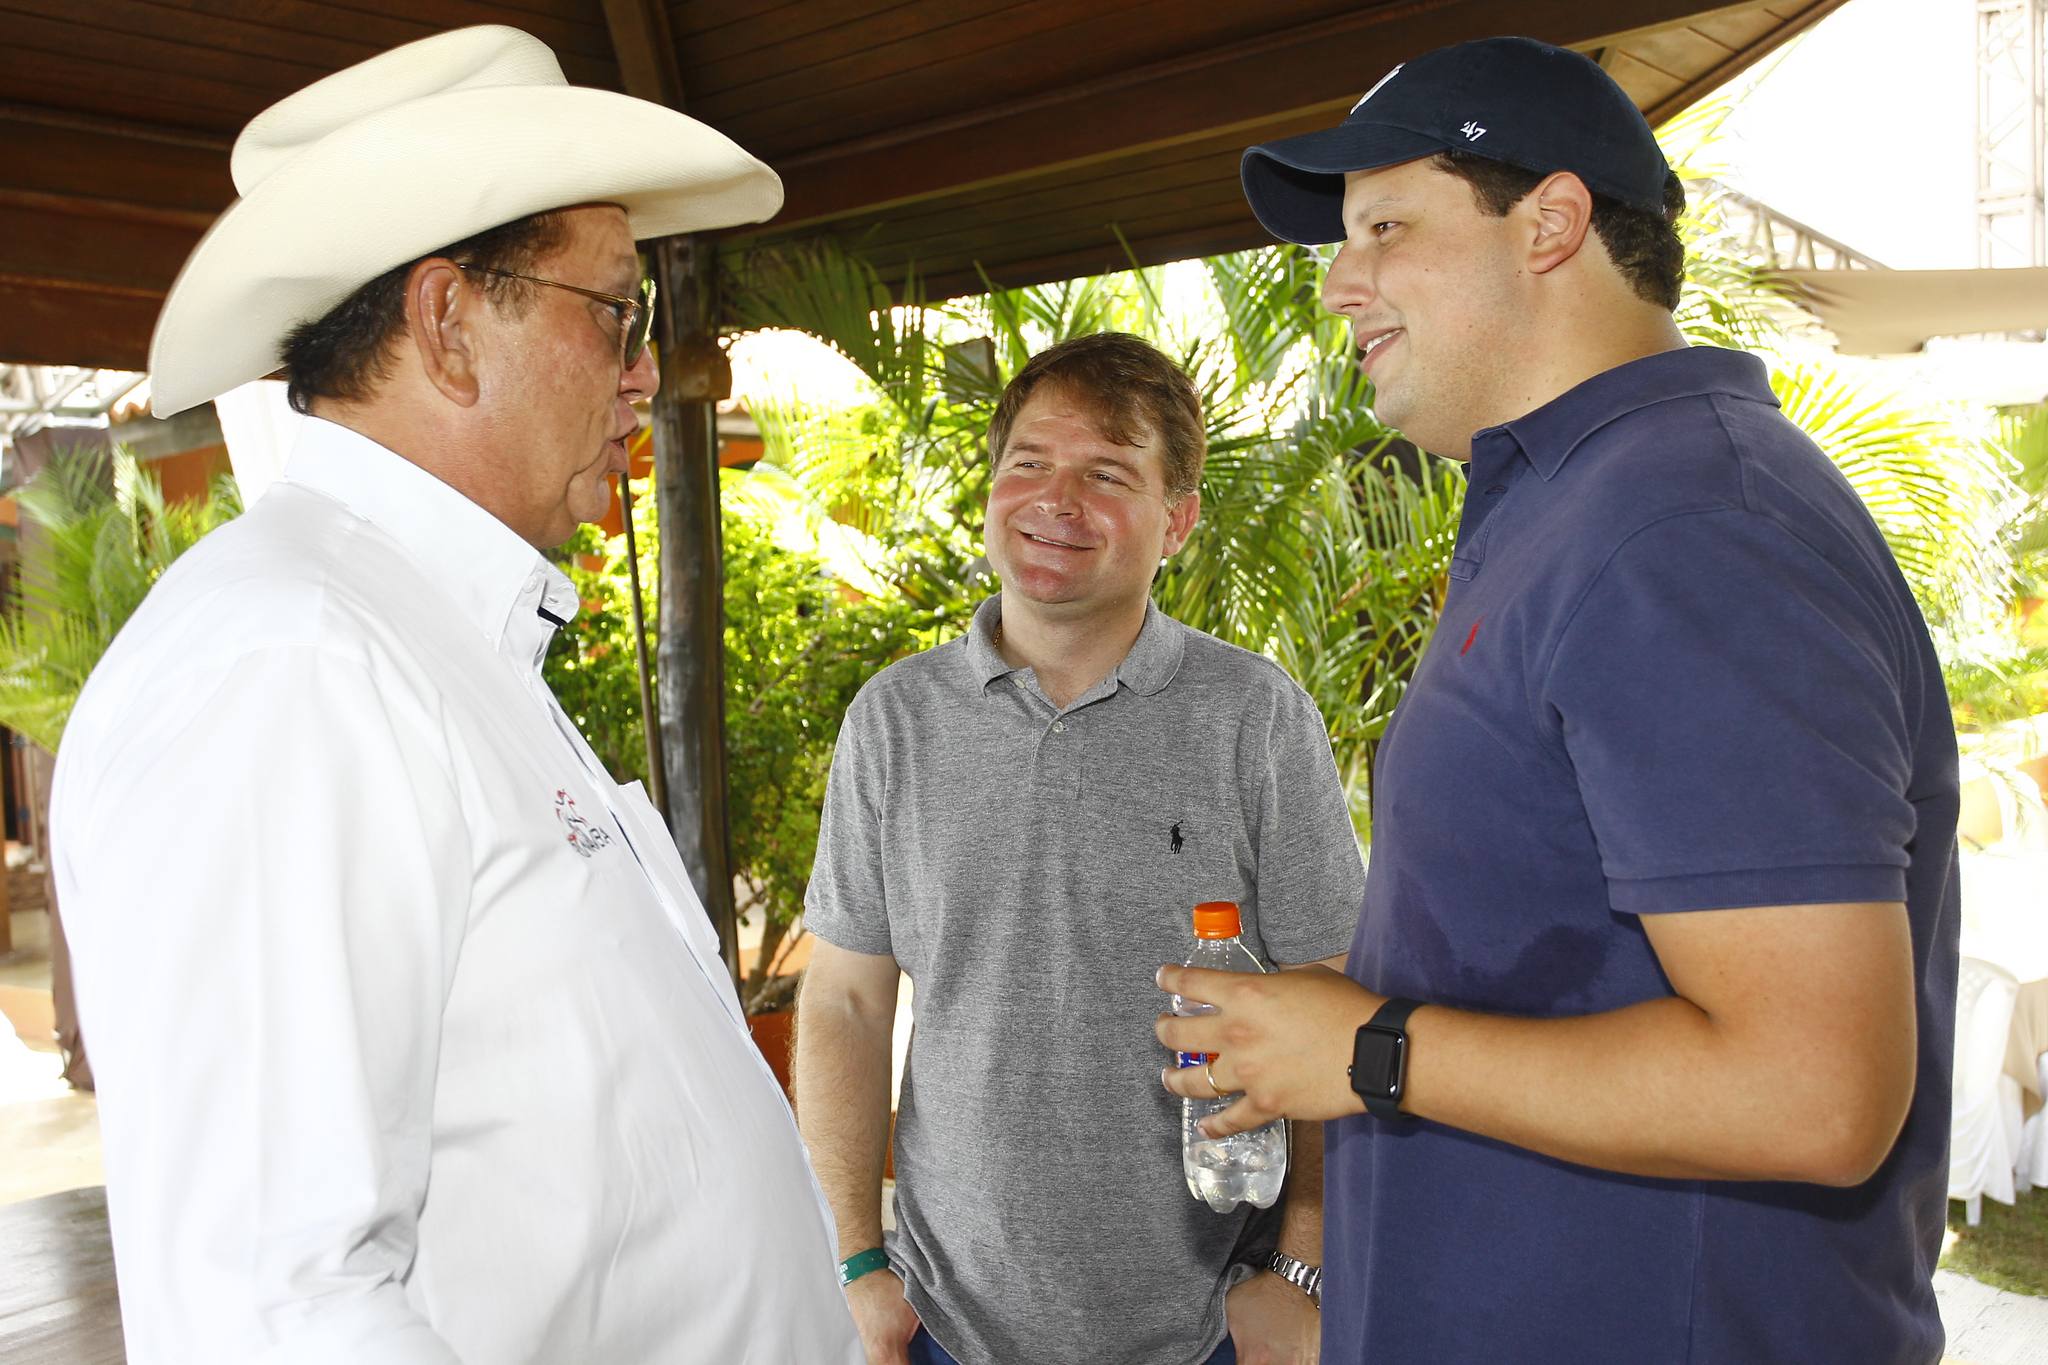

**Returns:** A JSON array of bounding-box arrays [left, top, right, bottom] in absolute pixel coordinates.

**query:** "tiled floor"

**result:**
[[1940, 1270, 2048, 1364]]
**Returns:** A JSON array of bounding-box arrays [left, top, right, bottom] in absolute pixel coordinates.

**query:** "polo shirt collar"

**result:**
[[282, 417, 579, 657], [1475, 346, 1778, 482], [1117, 600, 1185, 696], [966, 594, 1186, 698]]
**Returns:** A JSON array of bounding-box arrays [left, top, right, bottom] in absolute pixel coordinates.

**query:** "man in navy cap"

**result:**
[[1156, 35, 1958, 1363]]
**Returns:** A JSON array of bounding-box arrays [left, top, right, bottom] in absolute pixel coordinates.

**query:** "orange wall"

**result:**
[[154, 443, 232, 505], [590, 431, 765, 538]]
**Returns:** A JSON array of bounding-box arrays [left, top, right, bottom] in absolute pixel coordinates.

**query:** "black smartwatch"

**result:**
[[1349, 997, 1422, 1120]]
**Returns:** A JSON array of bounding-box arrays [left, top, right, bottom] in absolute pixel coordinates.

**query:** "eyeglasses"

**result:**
[[457, 264, 658, 368]]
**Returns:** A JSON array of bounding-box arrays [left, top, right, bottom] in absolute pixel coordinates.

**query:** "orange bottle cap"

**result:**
[[1192, 901, 1242, 939]]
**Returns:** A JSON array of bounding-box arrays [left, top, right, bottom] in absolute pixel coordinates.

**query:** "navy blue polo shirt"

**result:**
[[1326, 347, 1960, 1364]]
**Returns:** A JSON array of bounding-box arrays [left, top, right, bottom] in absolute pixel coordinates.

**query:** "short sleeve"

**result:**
[[1251, 682, 1369, 962], [1541, 509, 1915, 914], [804, 692, 896, 956]]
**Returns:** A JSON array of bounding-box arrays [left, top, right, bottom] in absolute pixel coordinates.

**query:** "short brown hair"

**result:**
[[280, 211, 569, 414], [986, 332, 1205, 501], [1429, 150, 1687, 311]]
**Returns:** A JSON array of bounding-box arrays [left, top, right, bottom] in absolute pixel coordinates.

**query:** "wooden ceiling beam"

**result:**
[[1635, 0, 1842, 125], [0, 199, 198, 303], [600, 0, 687, 108], [0, 281, 158, 371], [766, 0, 1814, 230]]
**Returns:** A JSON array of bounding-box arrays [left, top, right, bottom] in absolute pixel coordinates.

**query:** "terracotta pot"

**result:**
[[746, 1006, 897, 1177], [747, 1006, 795, 1097]]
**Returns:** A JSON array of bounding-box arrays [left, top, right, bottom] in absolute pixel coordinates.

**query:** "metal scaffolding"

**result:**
[[1977, 0, 2047, 269], [1703, 179, 1887, 272], [0, 366, 146, 488]]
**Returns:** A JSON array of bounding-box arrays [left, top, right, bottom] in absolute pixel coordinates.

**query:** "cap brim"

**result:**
[[1240, 124, 1447, 245], [149, 85, 783, 417]]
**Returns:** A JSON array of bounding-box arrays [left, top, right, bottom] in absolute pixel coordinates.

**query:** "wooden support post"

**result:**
[[602, 0, 739, 982], [649, 234, 739, 981]]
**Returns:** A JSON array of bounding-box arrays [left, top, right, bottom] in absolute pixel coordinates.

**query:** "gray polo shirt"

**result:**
[[807, 595, 1365, 1365]]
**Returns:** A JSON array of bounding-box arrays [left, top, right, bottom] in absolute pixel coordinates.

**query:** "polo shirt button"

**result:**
[[1053, 721, 1066, 732]]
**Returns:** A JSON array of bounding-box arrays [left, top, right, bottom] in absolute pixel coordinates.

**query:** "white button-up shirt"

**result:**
[[52, 418, 861, 1365]]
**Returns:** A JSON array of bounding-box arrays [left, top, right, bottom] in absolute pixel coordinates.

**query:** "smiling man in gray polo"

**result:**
[[794, 332, 1365, 1365]]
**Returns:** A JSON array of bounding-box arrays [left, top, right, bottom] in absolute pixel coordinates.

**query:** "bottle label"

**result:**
[[1175, 1051, 1217, 1068]]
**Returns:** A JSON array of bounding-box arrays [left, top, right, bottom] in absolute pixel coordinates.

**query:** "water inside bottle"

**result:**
[[1183, 1118, 1287, 1211]]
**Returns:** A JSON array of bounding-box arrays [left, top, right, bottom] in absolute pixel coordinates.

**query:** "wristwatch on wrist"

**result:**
[[1268, 1251, 1322, 1307], [1349, 996, 1422, 1121]]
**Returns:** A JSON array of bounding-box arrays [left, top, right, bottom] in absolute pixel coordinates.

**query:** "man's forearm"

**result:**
[[1162, 903, 1916, 1187], [1406, 993, 1906, 1185], [792, 980, 898, 1257]]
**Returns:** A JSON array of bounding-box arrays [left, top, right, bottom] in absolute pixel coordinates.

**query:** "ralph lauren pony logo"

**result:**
[[1170, 822, 1185, 854], [555, 789, 614, 858]]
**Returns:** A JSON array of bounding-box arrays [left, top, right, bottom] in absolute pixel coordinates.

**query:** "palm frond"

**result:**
[[0, 445, 239, 752], [724, 238, 931, 421], [1772, 363, 2023, 629]]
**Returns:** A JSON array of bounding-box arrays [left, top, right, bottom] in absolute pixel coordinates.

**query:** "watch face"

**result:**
[[1352, 1028, 1406, 1097]]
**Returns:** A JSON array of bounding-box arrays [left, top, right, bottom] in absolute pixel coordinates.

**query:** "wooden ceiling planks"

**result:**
[[1593, 0, 1841, 125], [3, 0, 378, 76], [678, 0, 1035, 105], [743, 0, 1852, 299], [0, 0, 1849, 369], [753, 0, 1795, 231]]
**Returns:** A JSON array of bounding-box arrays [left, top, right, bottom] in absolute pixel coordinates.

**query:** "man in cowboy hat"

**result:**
[[50, 26, 861, 1365], [1154, 35, 1958, 1363]]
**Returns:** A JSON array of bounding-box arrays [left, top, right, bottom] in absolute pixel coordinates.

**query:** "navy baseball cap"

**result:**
[[1241, 36, 1672, 245]]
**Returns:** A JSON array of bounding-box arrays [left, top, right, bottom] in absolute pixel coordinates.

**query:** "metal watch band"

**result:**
[[1268, 1250, 1322, 1306]]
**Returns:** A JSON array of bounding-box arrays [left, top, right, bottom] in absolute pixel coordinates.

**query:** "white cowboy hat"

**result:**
[[148, 25, 784, 417]]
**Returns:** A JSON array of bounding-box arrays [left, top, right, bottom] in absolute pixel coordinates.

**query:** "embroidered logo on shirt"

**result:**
[[1460, 617, 1484, 656], [555, 789, 613, 857], [1170, 821, 1185, 854]]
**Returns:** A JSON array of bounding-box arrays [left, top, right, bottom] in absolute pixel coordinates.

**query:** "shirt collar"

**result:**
[[282, 417, 579, 658], [1473, 346, 1778, 483], [965, 594, 1185, 699]]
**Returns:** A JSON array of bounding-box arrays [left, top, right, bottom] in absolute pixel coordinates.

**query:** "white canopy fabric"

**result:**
[[1779, 267, 2048, 354]]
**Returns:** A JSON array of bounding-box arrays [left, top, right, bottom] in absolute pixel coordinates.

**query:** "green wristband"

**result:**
[[838, 1247, 890, 1287]]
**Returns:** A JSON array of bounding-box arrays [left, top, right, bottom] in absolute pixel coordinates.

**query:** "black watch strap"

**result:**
[[1349, 996, 1423, 1121]]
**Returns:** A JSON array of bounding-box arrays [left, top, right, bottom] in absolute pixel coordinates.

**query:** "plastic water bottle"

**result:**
[[1172, 900, 1287, 1212]]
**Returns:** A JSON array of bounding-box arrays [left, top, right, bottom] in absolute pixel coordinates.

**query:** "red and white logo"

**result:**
[[555, 789, 614, 858]]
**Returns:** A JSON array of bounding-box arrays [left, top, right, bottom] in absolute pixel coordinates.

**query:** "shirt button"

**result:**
[[1013, 677, 1026, 689], [1053, 721, 1066, 732]]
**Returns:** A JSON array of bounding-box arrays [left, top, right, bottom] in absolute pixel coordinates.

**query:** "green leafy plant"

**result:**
[[545, 516, 659, 787], [720, 106, 2046, 836], [0, 445, 240, 751], [724, 237, 1434, 836], [544, 483, 917, 1013], [721, 511, 918, 1012]]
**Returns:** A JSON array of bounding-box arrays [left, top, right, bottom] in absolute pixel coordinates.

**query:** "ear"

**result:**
[[405, 259, 485, 407], [1160, 489, 1202, 558], [1523, 171, 1596, 277]]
